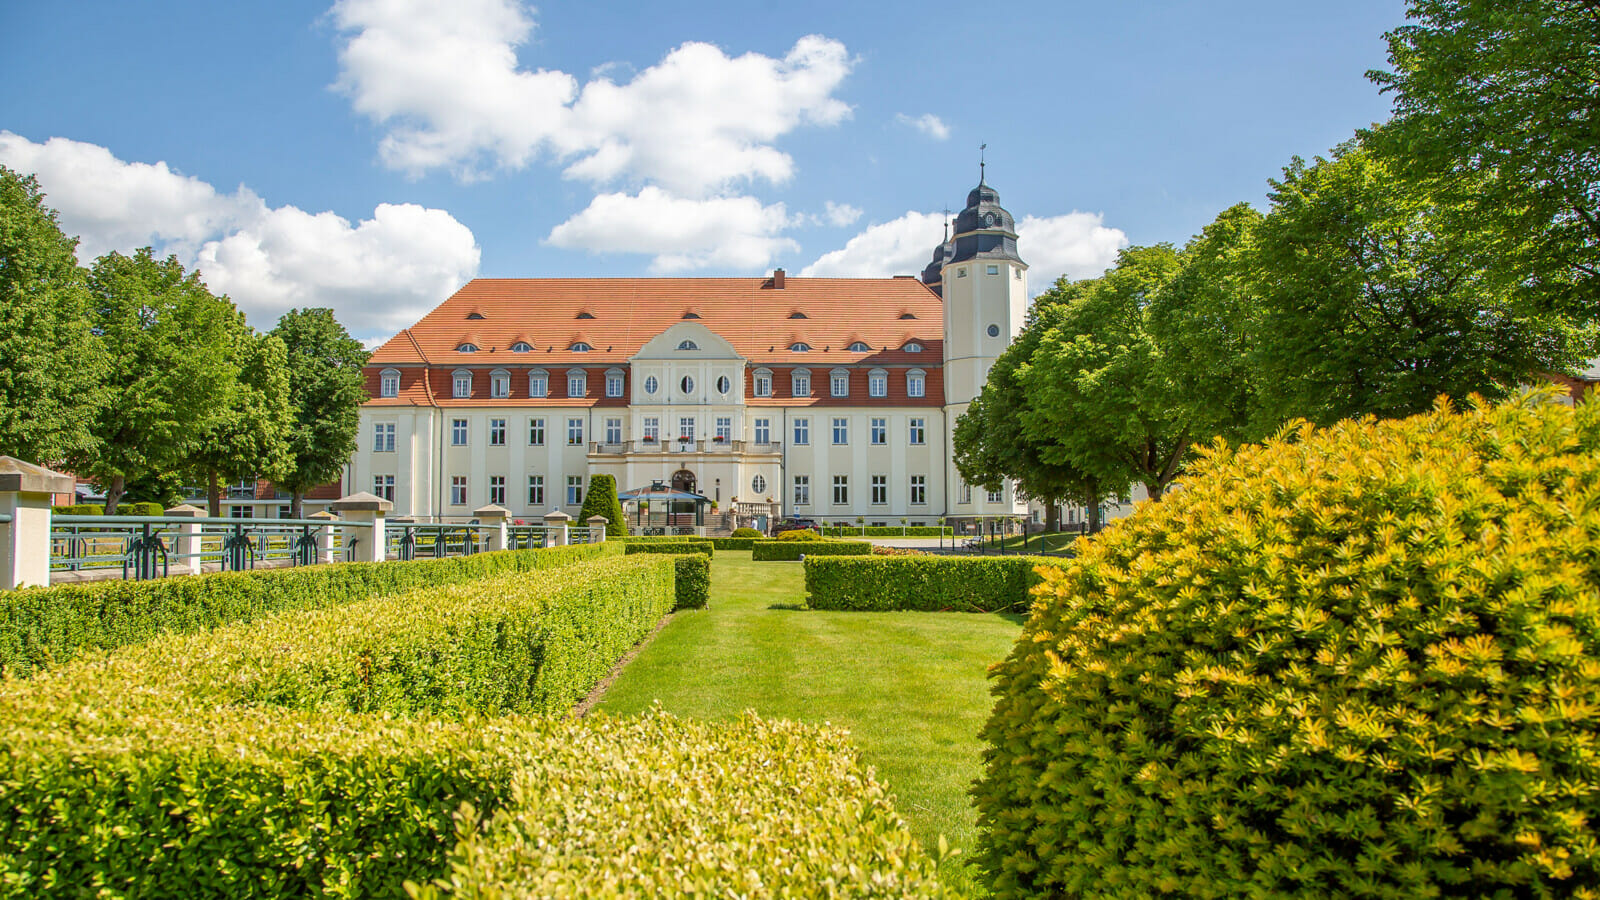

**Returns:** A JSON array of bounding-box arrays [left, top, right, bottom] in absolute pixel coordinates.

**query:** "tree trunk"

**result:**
[[207, 470, 222, 518], [1145, 479, 1164, 501], [104, 474, 126, 515], [291, 491, 304, 519], [1084, 480, 1103, 534], [1045, 499, 1060, 533]]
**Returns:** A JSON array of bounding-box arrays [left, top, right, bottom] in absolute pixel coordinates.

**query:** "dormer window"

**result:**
[[510, 341, 532, 353], [465, 312, 485, 320], [605, 368, 625, 398], [681, 311, 702, 319], [379, 368, 400, 398], [576, 311, 596, 319], [569, 342, 592, 352], [490, 368, 510, 399], [753, 367, 773, 397], [847, 341, 871, 352], [791, 368, 811, 397], [452, 368, 472, 398], [904, 342, 923, 353], [677, 340, 699, 351], [528, 368, 548, 398], [829, 368, 850, 398], [907, 368, 926, 398], [567, 369, 587, 397], [868, 368, 888, 398], [789, 342, 811, 352], [898, 312, 917, 320], [789, 311, 808, 319], [456, 343, 479, 353]]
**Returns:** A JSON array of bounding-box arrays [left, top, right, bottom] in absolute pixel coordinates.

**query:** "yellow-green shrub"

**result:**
[[805, 556, 1056, 612], [974, 394, 1600, 898], [753, 540, 873, 561], [624, 539, 714, 557]]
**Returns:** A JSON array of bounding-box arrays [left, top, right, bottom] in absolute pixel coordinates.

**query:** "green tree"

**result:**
[[578, 473, 626, 537], [0, 166, 105, 464], [187, 324, 294, 516], [72, 249, 237, 514], [271, 308, 369, 518], [1242, 139, 1590, 429], [1019, 246, 1193, 501]]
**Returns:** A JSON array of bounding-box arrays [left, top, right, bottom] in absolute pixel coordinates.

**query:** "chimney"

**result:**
[[773, 268, 786, 289]]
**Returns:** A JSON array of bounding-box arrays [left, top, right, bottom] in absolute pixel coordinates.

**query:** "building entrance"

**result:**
[[671, 469, 696, 495]]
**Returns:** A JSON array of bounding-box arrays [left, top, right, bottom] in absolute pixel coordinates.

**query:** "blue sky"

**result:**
[[1, 0, 1407, 343]]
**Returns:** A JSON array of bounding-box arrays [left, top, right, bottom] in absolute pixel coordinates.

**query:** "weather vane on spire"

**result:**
[[979, 143, 987, 183]]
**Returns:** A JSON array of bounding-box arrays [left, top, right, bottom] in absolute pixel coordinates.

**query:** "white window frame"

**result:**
[[567, 417, 584, 445], [373, 474, 395, 501], [793, 475, 810, 507], [831, 416, 848, 445], [452, 368, 472, 399], [605, 368, 625, 398], [753, 368, 772, 397], [793, 417, 809, 445], [490, 368, 510, 399], [488, 418, 506, 446], [678, 417, 696, 442], [907, 368, 926, 398], [451, 418, 468, 446], [910, 475, 927, 506], [754, 417, 770, 445], [605, 417, 622, 444], [528, 417, 545, 446], [379, 368, 400, 398], [832, 475, 849, 505], [527, 475, 545, 506], [643, 416, 660, 442], [450, 476, 468, 506], [488, 475, 506, 506], [567, 369, 586, 398], [830, 368, 850, 398], [715, 416, 732, 442], [870, 417, 886, 445], [567, 475, 584, 506], [908, 417, 926, 445], [868, 368, 887, 398], [791, 368, 811, 397], [374, 422, 396, 453], [871, 475, 887, 506], [527, 369, 548, 398]]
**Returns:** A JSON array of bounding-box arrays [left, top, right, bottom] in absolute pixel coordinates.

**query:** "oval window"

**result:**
[[681, 375, 695, 394], [644, 375, 658, 395], [987, 324, 1000, 338], [752, 474, 767, 494], [716, 375, 731, 394]]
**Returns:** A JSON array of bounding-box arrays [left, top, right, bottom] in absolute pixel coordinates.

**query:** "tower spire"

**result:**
[[943, 206, 950, 242], [979, 143, 986, 185]]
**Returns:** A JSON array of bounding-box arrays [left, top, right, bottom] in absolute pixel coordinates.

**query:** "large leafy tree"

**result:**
[[73, 249, 237, 514], [0, 166, 105, 464], [1019, 246, 1193, 501], [1373, 0, 1600, 313], [187, 322, 294, 516], [271, 308, 369, 518], [1242, 139, 1590, 429]]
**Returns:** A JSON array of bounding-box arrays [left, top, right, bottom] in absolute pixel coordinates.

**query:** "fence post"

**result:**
[[542, 510, 571, 547], [0, 457, 74, 590], [331, 491, 392, 564], [163, 503, 205, 575], [308, 509, 339, 564], [586, 515, 608, 543], [475, 504, 510, 552]]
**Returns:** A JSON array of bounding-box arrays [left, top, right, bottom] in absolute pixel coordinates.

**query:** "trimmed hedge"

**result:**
[[671, 554, 711, 610], [752, 539, 873, 561], [0, 541, 622, 678], [51, 504, 103, 516], [974, 394, 1600, 898], [821, 526, 953, 537], [624, 540, 714, 558], [804, 556, 1059, 612], [730, 526, 763, 538], [624, 535, 753, 550]]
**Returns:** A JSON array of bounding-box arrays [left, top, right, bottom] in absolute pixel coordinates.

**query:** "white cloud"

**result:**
[[546, 186, 797, 273], [823, 201, 862, 227], [331, 0, 853, 196], [799, 209, 1128, 289], [895, 113, 950, 141], [0, 132, 479, 342]]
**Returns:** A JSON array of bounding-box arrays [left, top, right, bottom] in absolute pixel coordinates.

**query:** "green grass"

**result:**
[[969, 530, 1082, 555], [597, 551, 1022, 897]]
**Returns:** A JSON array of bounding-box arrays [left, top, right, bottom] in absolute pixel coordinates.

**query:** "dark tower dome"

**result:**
[[947, 177, 1023, 267], [920, 240, 953, 294]]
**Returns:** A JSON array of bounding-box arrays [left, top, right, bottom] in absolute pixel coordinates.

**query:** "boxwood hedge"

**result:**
[[623, 539, 715, 557], [0, 541, 621, 678], [671, 554, 711, 610], [821, 526, 953, 537], [805, 556, 1059, 612], [974, 394, 1600, 898], [752, 540, 873, 561], [623, 535, 753, 550]]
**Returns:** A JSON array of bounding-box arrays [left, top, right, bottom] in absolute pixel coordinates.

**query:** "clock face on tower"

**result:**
[[984, 213, 996, 227]]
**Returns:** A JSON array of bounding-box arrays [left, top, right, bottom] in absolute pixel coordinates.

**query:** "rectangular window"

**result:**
[[373, 474, 395, 501], [606, 371, 624, 397], [754, 417, 770, 445], [715, 416, 732, 442], [567, 475, 584, 506], [793, 417, 809, 445], [567, 417, 584, 445], [868, 371, 887, 397], [643, 416, 659, 442], [870, 417, 886, 445], [910, 475, 927, 505], [373, 422, 396, 453], [451, 418, 467, 446], [961, 482, 973, 505], [488, 475, 506, 506], [830, 371, 848, 397], [380, 371, 399, 397], [678, 417, 696, 442], [567, 371, 585, 397], [528, 417, 545, 446], [832, 475, 849, 505], [987, 487, 1004, 503], [957, 266, 967, 278], [605, 417, 622, 444], [793, 475, 810, 507], [491, 375, 509, 398], [527, 475, 544, 506], [832, 417, 848, 445], [450, 475, 467, 506], [528, 372, 548, 398], [871, 475, 887, 505], [754, 370, 772, 397], [792, 370, 811, 397], [489, 418, 506, 446], [908, 417, 926, 445], [987, 264, 999, 275]]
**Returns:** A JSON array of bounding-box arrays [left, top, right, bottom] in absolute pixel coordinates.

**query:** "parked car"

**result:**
[[771, 517, 821, 535]]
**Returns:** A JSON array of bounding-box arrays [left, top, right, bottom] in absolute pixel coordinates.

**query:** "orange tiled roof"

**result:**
[[369, 276, 944, 368]]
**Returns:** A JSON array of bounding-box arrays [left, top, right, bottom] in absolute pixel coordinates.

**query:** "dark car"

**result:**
[[771, 517, 821, 536]]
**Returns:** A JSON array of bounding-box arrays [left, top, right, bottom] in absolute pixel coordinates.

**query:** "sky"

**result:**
[[1, 0, 1408, 345]]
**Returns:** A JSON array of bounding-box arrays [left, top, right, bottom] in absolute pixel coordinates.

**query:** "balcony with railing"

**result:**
[[589, 439, 783, 456]]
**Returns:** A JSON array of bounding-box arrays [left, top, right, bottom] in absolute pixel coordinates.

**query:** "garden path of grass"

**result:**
[[597, 551, 1024, 897]]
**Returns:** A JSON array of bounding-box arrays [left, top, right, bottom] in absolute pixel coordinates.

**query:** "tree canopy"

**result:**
[[187, 323, 294, 516], [271, 308, 370, 517]]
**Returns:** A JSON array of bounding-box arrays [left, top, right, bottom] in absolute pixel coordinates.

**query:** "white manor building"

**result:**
[[352, 177, 1047, 527]]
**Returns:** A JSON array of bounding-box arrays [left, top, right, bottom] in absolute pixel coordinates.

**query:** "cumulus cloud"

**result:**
[[822, 201, 862, 227], [800, 209, 1128, 289], [0, 132, 479, 342], [895, 113, 950, 141], [546, 187, 797, 273], [331, 0, 853, 196]]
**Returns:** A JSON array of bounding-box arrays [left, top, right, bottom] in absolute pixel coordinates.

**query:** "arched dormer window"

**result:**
[[753, 367, 773, 398], [465, 312, 485, 320], [677, 340, 699, 351], [791, 368, 812, 398], [605, 367, 625, 398], [566, 369, 587, 398], [452, 368, 473, 399], [510, 341, 532, 353], [490, 368, 511, 399], [576, 311, 595, 319], [456, 342, 479, 353], [903, 341, 923, 353], [569, 342, 592, 352], [527, 368, 549, 398], [846, 341, 871, 352], [907, 368, 927, 398], [788, 311, 808, 319], [681, 311, 702, 319], [868, 368, 888, 398], [829, 368, 850, 398], [789, 342, 811, 352], [379, 368, 400, 398]]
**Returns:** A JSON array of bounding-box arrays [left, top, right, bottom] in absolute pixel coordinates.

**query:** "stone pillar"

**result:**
[[586, 515, 609, 543], [331, 491, 393, 564], [0, 457, 74, 590], [163, 503, 206, 575], [474, 504, 510, 552], [308, 510, 339, 564], [542, 510, 572, 547]]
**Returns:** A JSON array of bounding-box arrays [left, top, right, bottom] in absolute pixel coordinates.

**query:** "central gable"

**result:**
[[632, 322, 744, 362]]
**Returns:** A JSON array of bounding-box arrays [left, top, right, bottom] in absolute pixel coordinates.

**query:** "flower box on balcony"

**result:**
[[713, 436, 727, 444]]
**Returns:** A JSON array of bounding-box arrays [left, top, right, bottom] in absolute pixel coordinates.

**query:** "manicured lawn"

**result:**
[[597, 551, 1023, 897], [978, 530, 1082, 555]]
